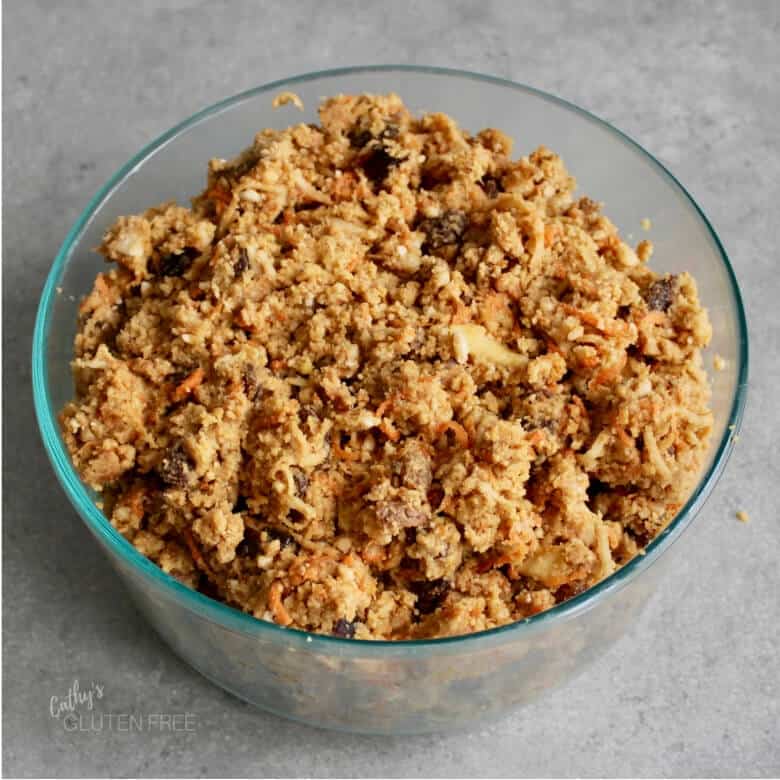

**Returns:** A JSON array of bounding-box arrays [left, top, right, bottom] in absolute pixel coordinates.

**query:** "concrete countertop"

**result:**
[[4, 1, 778, 776]]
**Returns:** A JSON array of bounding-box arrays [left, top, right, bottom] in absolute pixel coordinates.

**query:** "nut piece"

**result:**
[[418, 210, 468, 251], [645, 276, 677, 312], [156, 445, 190, 488], [375, 499, 429, 530]]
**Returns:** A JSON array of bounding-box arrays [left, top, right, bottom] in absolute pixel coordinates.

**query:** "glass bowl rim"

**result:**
[[32, 64, 749, 652]]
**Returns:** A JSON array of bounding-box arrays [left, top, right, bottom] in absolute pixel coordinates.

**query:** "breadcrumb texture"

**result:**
[[61, 94, 713, 639]]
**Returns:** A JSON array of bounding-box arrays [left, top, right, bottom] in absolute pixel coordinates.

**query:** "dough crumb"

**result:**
[[713, 353, 727, 371], [640, 217, 652, 230], [60, 93, 715, 640], [736, 510, 749, 523], [272, 91, 304, 110]]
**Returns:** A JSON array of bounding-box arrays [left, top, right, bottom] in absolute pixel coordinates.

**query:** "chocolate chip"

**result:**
[[157, 247, 199, 277], [418, 210, 468, 252], [291, 466, 309, 498], [375, 499, 429, 529], [411, 579, 451, 615], [645, 276, 677, 312], [156, 444, 190, 488], [332, 618, 356, 638], [234, 247, 250, 276]]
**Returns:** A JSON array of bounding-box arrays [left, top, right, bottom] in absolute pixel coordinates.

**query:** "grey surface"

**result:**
[[3, 0, 778, 776]]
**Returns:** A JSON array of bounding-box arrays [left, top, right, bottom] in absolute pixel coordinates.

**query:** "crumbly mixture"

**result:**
[[61, 94, 713, 639]]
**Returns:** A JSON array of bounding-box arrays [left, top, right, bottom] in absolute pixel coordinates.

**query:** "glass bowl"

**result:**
[[32, 66, 748, 734]]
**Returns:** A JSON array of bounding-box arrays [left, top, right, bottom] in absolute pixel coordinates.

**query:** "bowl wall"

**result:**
[[34, 67, 747, 733]]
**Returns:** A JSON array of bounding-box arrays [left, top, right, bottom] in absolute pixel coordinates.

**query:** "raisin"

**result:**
[[480, 174, 503, 198], [375, 499, 429, 529], [361, 146, 401, 185], [156, 444, 190, 488], [291, 466, 309, 498], [411, 579, 451, 615], [266, 527, 295, 549], [157, 247, 199, 277], [427, 483, 445, 510], [236, 527, 261, 558], [332, 618, 356, 638], [348, 120, 399, 149], [586, 478, 611, 504], [197, 573, 221, 600], [418, 210, 468, 252], [348, 127, 373, 149], [555, 580, 589, 603], [645, 276, 677, 312], [234, 247, 250, 276]]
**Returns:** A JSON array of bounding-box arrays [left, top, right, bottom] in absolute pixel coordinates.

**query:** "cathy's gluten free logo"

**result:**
[[49, 679, 197, 733]]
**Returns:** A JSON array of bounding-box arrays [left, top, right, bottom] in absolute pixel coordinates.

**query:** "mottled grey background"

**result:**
[[3, 1, 778, 777]]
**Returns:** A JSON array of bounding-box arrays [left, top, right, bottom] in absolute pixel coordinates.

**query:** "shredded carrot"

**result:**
[[329, 170, 359, 201], [375, 399, 395, 418], [333, 439, 359, 462], [480, 292, 513, 330], [528, 429, 546, 447], [379, 420, 400, 442], [592, 351, 627, 386], [126, 484, 146, 521], [435, 420, 470, 448], [546, 339, 563, 355], [269, 359, 285, 373], [268, 581, 293, 626], [562, 304, 610, 333], [362, 543, 386, 565], [578, 352, 600, 370], [451, 300, 471, 325], [614, 425, 633, 448], [183, 528, 211, 576], [477, 553, 511, 573], [205, 184, 232, 217], [172, 367, 204, 402], [641, 311, 668, 327], [205, 184, 232, 205], [544, 223, 561, 247]]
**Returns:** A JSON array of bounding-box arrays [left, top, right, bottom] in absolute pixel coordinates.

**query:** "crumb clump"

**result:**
[[60, 94, 714, 639]]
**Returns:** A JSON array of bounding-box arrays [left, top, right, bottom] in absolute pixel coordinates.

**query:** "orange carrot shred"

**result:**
[[435, 420, 471, 448], [172, 367, 204, 402]]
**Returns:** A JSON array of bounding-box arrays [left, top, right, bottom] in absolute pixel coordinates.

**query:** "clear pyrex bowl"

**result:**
[[32, 66, 748, 734]]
